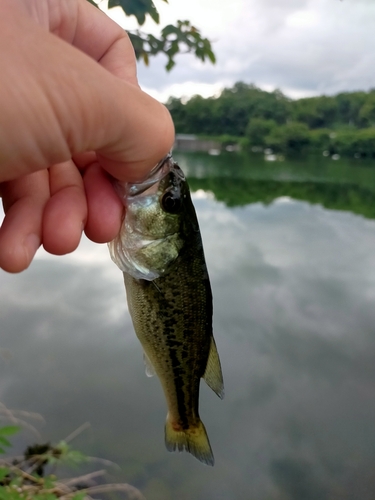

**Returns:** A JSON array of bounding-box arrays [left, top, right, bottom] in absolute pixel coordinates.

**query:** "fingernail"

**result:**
[[25, 234, 41, 262]]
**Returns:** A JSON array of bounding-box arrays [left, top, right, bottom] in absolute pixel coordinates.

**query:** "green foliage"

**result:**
[[245, 118, 277, 149], [47, 441, 87, 467], [211, 134, 243, 146], [358, 94, 375, 127], [336, 91, 371, 127], [107, 0, 164, 25], [128, 20, 215, 71], [187, 176, 375, 220], [216, 83, 290, 135], [334, 127, 375, 157], [88, 0, 166, 25], [265, 122, 310, 154], [88, 0, 215, 70], [308, 128, 332, 152], [170, 82, 375, 158], [0, 428, 20, 455], [292, 95, 338, 129], [168, 83, 291, 136], [0, 426, 133, 500]]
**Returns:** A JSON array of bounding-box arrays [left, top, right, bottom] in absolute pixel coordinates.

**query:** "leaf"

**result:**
[[72, 493, 86, 500], [43, 476, 57, 489], [161, 24, 177, 37], [148, 4, 160, 24], [207, 50, 216, 64], [0, 467, 9, 481], [109, 5, 216, 70], [0, 427, 20, 437], [166, 59, 175, 71], [108, 0, 160, 26], [87, 0, 216, 69], [0, 437, 11, 447], [142, 52, 149, 65], [50, 441, 88, 467]]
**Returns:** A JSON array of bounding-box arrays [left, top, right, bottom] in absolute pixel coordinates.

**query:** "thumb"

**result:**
[[95, 81, 175, 182], [0, 6, 174, 183]]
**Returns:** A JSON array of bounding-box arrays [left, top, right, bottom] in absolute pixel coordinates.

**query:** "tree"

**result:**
[[170, 95, 218, 134], [266, 122, 310, 155], [291, 96, 338, 129], [216, 83, 290, 134], [87, 0, 215, 70], [245, 118, 277, 149], [358, 93, 375, 127], [308, 128, 332, 153], [334, 128, 375, 157], [335, 91, 368, 127], [167, 83, 291, 137]]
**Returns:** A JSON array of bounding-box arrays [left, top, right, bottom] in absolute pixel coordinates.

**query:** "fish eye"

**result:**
[[161, 190, 182, 214]]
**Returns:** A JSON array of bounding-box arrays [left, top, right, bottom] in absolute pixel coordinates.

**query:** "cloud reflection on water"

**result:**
[[1, 196, 375, 499]]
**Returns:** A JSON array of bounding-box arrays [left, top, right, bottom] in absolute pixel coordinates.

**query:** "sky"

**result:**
[[102, 0, 375, 103]]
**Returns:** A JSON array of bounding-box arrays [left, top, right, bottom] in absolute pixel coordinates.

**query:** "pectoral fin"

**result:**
[[203, 337, 224, 399], [143, 352, 156, 378]]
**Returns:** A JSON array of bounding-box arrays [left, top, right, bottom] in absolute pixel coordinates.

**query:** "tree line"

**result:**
[[187, 177, 375, 220], [167, 82, 375, 157]]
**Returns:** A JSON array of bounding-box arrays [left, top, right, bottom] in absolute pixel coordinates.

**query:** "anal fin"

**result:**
[[203, 337, 224, 399]]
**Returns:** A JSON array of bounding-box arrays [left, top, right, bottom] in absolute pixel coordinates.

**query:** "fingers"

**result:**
[[0, 161, 87, 272], [42, 161, 87, 255], [0, 7, 174, 183], [73, 153, 124, 243], [0, 0, 175, 274], [0, 171, 49, 272], [83, 163, 124, 243]]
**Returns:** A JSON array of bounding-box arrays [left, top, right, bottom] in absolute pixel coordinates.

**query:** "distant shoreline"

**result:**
[[168, 82, 375, 159]]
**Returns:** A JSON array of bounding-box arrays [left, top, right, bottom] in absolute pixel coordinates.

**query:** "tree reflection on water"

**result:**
[[1, 152, 375, 499]]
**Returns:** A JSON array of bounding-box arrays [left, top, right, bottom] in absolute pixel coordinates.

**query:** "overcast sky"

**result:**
[[105, 0, 374, 102]]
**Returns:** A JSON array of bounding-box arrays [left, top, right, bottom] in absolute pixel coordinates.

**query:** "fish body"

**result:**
[[108, 155, 223, 466]]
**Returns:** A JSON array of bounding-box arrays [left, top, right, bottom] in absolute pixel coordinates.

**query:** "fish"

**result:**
[[108, 154, 224, 466]]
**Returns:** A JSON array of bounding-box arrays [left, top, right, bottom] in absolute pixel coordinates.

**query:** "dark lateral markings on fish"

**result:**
[[108, 154, 224, 466]]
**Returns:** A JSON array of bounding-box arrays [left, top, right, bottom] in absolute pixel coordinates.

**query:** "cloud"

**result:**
[[3, 193, 375, 496], [116, 0, 375, 100]]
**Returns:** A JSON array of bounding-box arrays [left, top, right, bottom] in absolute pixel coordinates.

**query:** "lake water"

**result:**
[[1, 152, 375, 499]]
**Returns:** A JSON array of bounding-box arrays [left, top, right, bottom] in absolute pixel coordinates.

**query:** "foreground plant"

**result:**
[[0, 423, 144, 500]]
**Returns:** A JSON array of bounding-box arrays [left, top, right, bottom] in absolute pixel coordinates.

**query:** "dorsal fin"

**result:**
[[203, 337, 224, 399]]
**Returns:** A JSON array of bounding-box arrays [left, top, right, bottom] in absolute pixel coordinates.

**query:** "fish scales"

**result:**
[[124, 238, 212, 427], [108, 155, 224, 466]]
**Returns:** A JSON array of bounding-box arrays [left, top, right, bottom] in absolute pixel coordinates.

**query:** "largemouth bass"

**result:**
[[108, 154, 224, 466]]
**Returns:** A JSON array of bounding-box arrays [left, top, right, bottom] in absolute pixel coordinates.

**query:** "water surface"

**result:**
[[1, 153, 375, 499]]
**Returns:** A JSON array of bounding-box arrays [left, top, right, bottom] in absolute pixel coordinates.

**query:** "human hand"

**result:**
[[0, 0, 174, 273]]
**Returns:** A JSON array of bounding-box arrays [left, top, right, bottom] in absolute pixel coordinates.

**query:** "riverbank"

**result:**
[[174, 128, 375, 160]]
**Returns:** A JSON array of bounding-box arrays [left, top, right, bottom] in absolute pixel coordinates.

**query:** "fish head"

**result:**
[[109, 157, 196, 280], [128, 162, 185, 239]]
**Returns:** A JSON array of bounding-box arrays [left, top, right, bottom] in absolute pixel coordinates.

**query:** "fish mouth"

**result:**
[[112, 153, 185, 206], [127, 154, 174, 197], [148, 153, 173, 179]]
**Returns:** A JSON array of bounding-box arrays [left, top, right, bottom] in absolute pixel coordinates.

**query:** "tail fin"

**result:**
[[165, 415, 214, 466]]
